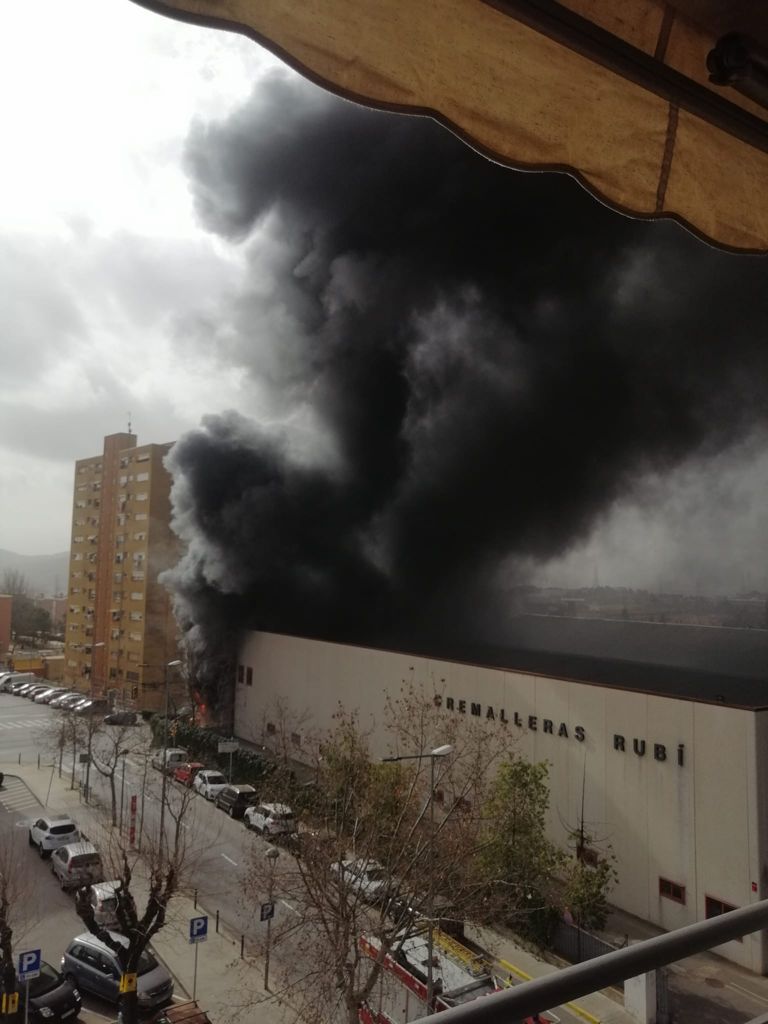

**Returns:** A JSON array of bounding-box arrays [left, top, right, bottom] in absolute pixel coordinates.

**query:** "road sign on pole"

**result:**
[[260, 901, 275, 922], [189, 915, 208, 944], [17, 950, 41, 981], [189, 916, 208, 1003]]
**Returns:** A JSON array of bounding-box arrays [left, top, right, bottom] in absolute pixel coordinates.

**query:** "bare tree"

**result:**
[[73, 779, 196, 1024], [88, 722, 150, 827], [0, 832, 34, 1022], [243, 687, 517, 1024]]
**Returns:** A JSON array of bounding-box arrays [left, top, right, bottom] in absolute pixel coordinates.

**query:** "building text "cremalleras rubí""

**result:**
[[434, 694, 585, 741]]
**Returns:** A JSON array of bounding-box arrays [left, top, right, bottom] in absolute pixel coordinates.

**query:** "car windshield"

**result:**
[[50, 824, 76, 835], [27, 963, 60, 998], [71, 855, 100, 868], [206, 775, 226, 786], [366, 868, 386, 882]]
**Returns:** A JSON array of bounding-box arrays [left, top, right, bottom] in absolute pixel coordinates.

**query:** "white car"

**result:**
[[244, 802, 298, 837], [192, 769, 228, 800], [28, 814, 80, 859], [330, 858, 393, 903]]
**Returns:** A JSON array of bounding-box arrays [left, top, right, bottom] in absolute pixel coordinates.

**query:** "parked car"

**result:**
[[47, 691, 79, 708], [244, 802, 298, 837], [173, 762, 205, 786], [28, 815, 80, 859], [25, 684, 52, 699], [51, 693, 86, 710], [104, 710, 138, 726], [61, 932, 173, 1010], [192, 769, 228, 801], [215, 784, 258, 819], [34, 687, 65, 703], [87, 881, 121, 928], [75, 698, 111, 716], [151, 748, 189, 773], [20, 960, 82, 1024], [330, 858, 393, 904], [50, 842, 104, 891], [12, 679, 39, 695]]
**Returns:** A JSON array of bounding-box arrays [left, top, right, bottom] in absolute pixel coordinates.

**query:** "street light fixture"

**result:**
[[382, 743, 454, 1014], [158, 659, 183, 854], [264, 845, 280, 991]]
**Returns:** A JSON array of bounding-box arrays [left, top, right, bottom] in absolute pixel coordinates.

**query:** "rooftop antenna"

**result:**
[[127, 411, 133, 435]]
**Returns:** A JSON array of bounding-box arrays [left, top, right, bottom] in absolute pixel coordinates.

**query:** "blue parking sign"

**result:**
[[18, 949, 41, 981], [189, 915, 208, 944]]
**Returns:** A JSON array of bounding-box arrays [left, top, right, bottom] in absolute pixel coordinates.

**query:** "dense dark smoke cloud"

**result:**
[[167, 71, 768, 706]]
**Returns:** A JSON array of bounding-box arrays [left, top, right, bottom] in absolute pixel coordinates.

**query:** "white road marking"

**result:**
[[729, 982, 768, 1006], [221, 853, 238, 866], [280, 899, 300, 916]]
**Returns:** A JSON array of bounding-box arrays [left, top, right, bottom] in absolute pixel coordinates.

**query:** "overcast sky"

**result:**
[[0, 0, 279, 555], [1, 0, 766, 598]]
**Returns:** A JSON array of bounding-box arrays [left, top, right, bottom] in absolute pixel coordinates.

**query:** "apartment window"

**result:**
[[73, 553, 83, 561], [73, 536, 84, 544], [119, 475, 128, 486], [76, 484, 87, 493], [120, 456, 131, 468], [135, 492, 148, 501], [237, 665, 245, 684], [659, 878, 686, 905], [116, 534, 126, 545], [136, 453, 150, 462], [130, 611, 143, 622], [705, 896, 738, 919], [128, 632, 141, 642], [134, 513, 147, 521], [75, 500, 87, 509], [130, 592, 143, 601], [114, 573, 123, 583], [111, 630, 120, 640], [266, 722, 276, 734], [117, 514, 127, 526], [115, 553, 124, 564], [131, 571, 145, 582], [74, 518, 85, 527], [133, 532, 146, 542], [126, 671, 139, 683], [246, 667, 253, 686], [136, 472, 149, 482]]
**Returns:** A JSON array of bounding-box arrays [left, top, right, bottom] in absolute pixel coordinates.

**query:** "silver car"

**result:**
[[50, 842, 104, 891], [62, 932, 173, 1010]]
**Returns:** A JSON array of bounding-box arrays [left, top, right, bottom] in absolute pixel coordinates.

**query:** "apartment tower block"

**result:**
[[64, 432, 181, 710]]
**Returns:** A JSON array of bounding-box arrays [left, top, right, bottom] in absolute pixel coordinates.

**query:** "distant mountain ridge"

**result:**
[[0, 549, 69, 596]]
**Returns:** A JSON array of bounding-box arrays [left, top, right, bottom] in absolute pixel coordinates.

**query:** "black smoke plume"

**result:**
[[167, 71, 768, 710]]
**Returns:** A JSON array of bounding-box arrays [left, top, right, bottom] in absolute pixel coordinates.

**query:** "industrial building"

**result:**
[[234, 618, 768, 974], [63, 431, 180, 710]]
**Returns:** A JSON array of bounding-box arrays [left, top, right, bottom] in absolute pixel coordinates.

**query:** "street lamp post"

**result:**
[[158, 659, 182, 854], [83, 641, 105, 804], [382, 743, 453, 1014], [264, 845, 279, 991]]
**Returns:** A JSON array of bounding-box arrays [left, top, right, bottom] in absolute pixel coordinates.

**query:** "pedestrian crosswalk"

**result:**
[[0, 775, 40, 814], [0, 719, 47, 729]]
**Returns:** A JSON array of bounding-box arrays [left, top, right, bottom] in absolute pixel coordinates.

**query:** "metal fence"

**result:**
[[550, 921, 620, 967]]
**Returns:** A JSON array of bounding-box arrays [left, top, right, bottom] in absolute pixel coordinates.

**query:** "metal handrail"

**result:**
[[411, 899, 768, 1024]]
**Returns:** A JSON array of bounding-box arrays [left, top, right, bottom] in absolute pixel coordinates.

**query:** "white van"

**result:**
[[0, 672, 35, 693], [151, 748, 189, 773]]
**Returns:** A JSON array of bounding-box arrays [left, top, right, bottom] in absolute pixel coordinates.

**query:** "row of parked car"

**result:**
[[154, 748, 298, 838], [0, 670, 138, 723], [25, 813, 174, 1021]]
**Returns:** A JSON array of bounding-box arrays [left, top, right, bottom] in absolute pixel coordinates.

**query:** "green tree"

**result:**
[[480, 758, 565, 942]]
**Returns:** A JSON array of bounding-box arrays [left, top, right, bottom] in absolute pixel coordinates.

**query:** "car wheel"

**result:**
[[39, 843, 50, 859], [228, 806, 234, 817]]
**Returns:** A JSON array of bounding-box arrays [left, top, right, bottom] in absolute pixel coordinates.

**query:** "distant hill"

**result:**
[[0, 549, 69, 597]]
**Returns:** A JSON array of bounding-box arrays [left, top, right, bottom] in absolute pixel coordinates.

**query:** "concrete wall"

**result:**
[[235, 631, 765, 972]]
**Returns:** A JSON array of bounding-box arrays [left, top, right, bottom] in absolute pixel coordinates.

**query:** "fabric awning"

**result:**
[[132, 0, 768, 253]]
